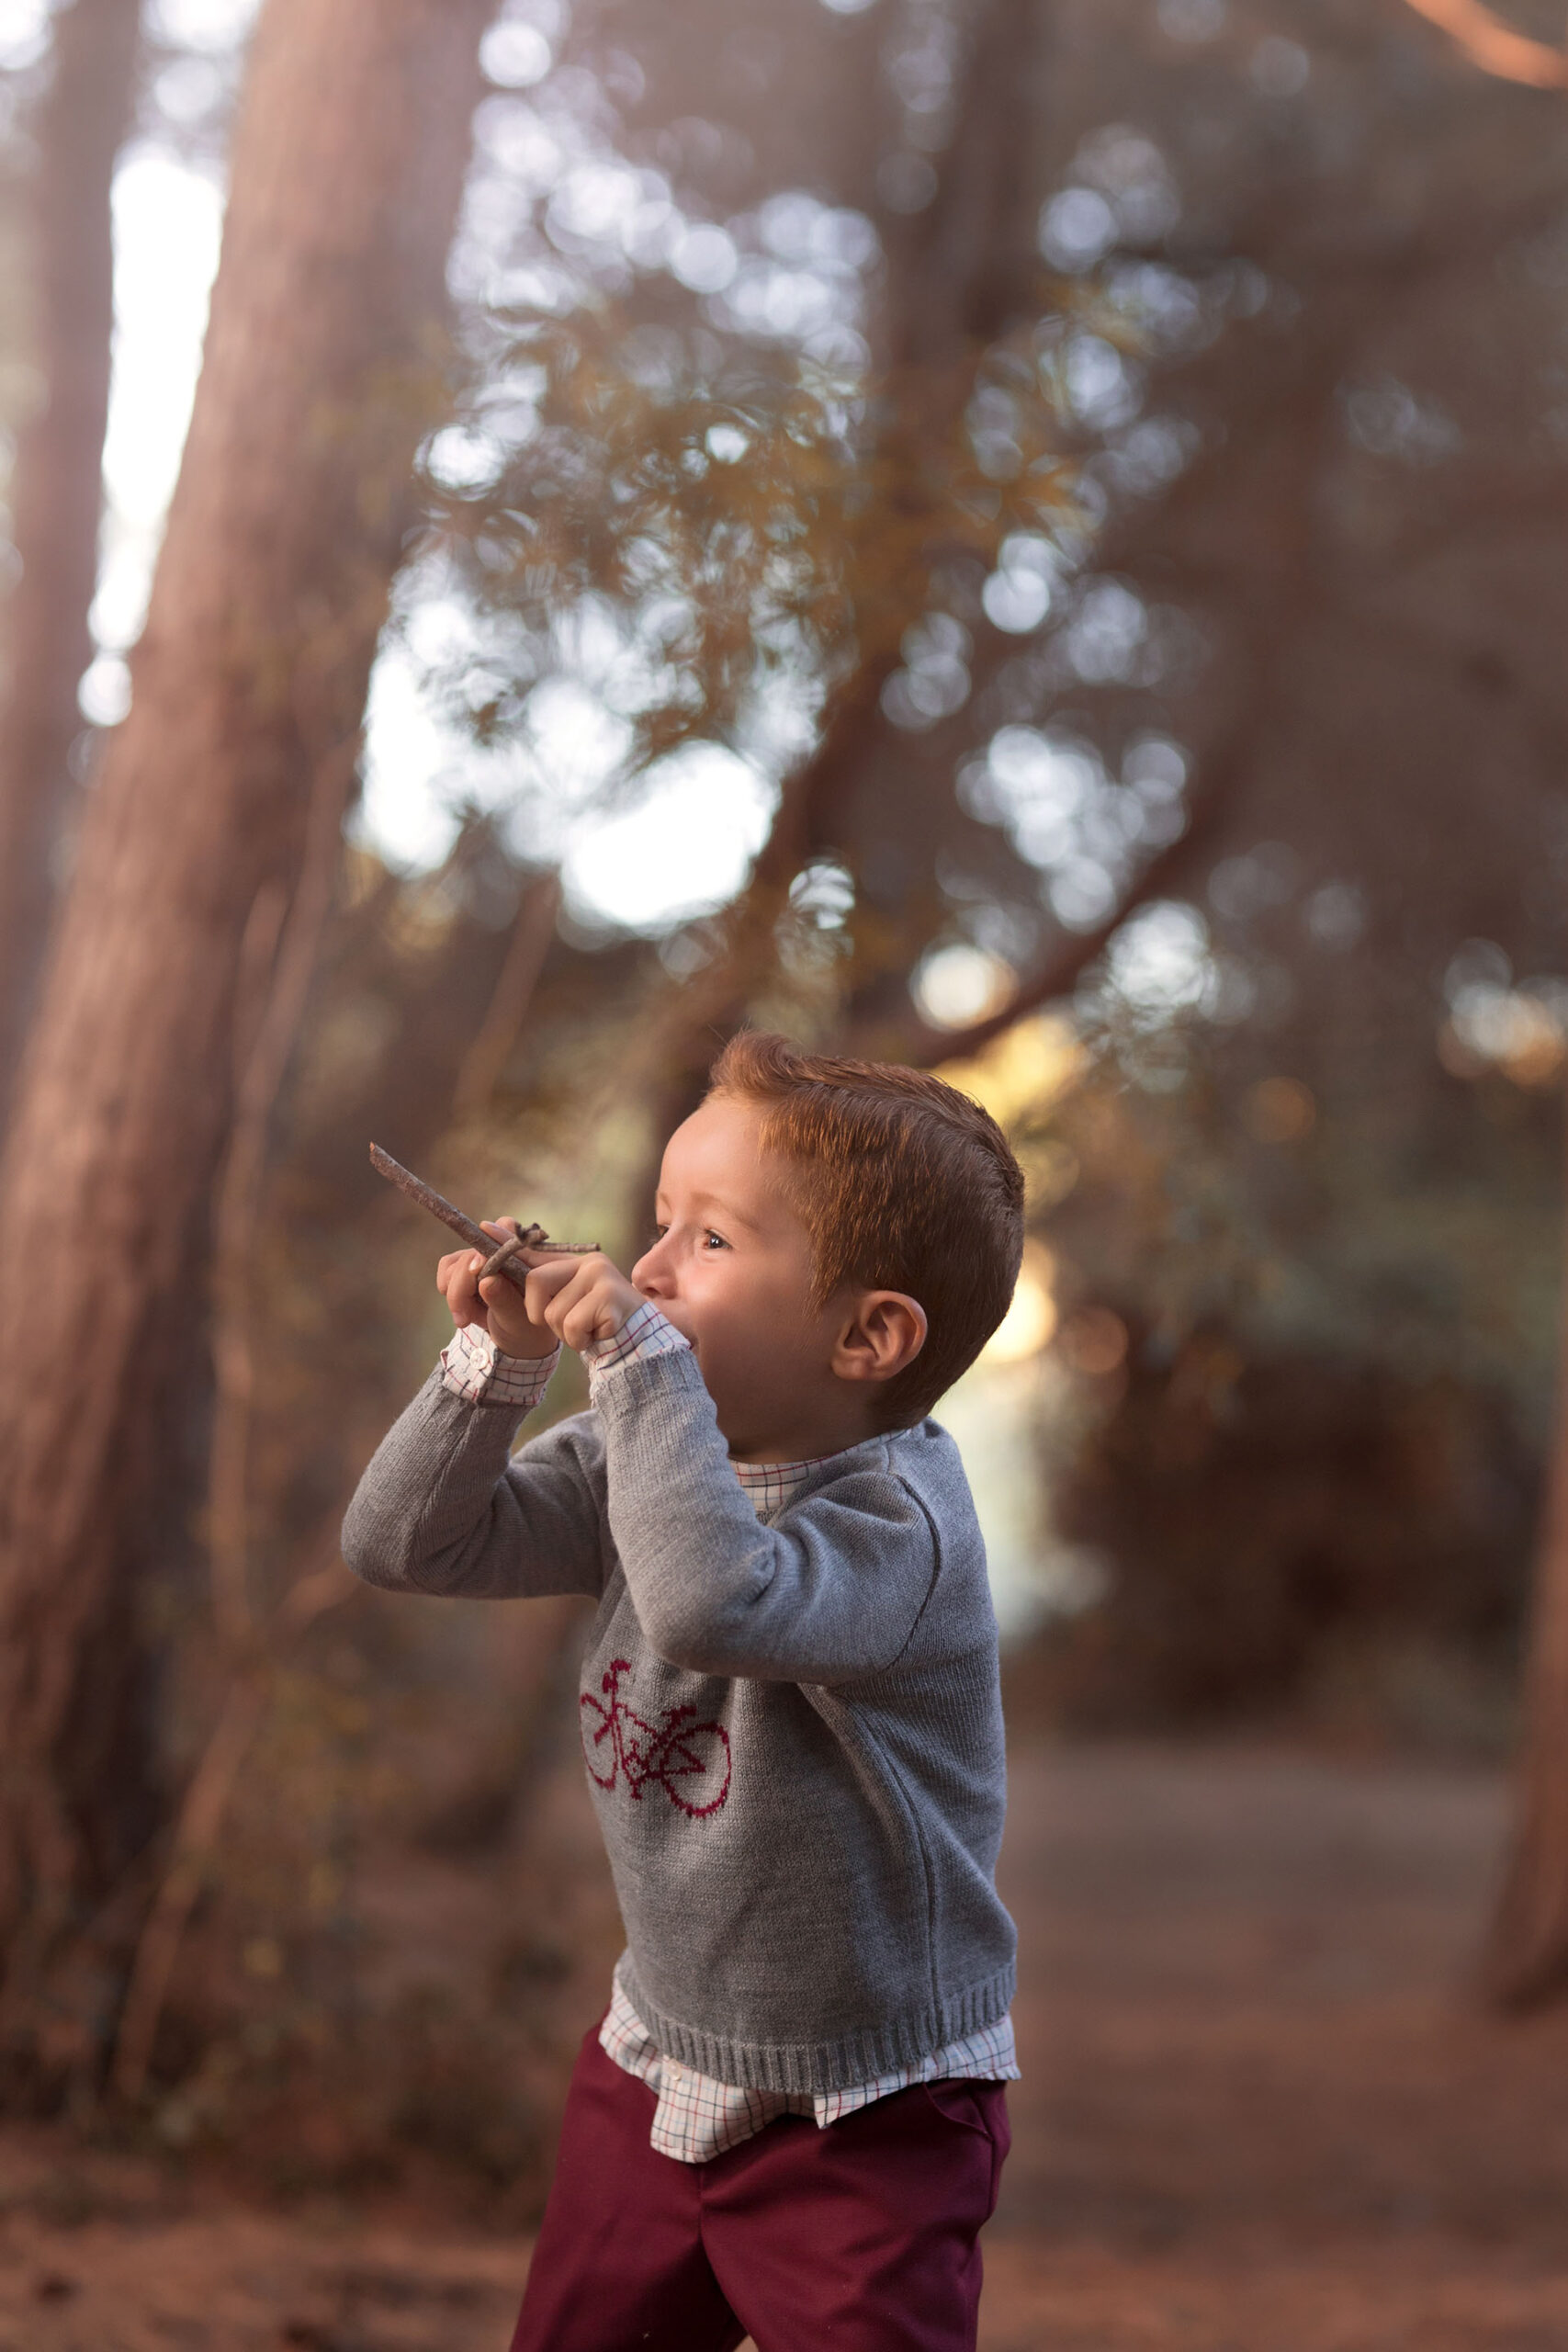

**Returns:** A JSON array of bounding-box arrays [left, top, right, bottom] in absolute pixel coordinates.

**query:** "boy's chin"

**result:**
[[711, 1396, 770, 1460]]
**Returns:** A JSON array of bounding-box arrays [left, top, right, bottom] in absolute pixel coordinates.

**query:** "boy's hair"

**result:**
[[707, 1031, 1025, 1429]]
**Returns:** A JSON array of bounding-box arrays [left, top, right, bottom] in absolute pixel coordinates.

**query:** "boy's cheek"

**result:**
[[655, 1301, 698, 1346]]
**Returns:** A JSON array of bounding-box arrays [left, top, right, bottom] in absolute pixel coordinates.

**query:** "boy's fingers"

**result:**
[[459, 1252, 580, 1347], [475, 1277, 521, 1335], [525, 1258, 588, 1320], [473, 1257, 563, 1359], [478, 1262, 536, 1309], [537, 1260, 604, 1335], [559, 1298, 606, 1351], [459, 1250, 630, 1349], [446, 1250, 491, 1329], [550, 1264, 642, 1351]]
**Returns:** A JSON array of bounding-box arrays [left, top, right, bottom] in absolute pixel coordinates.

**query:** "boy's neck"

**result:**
[[726, 1402, 886, 1466]]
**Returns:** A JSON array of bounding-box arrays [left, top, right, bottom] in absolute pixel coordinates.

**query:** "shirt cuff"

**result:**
[[582, 1300, 691, 1380], [439, 1321, 559, 1410]]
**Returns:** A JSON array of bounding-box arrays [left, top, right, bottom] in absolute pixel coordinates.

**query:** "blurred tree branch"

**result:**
[[616, 0, 1061, 1147], [1398, 0, 1568, 90], [452, 872, 562, 1123], [891, 775, 1239, 1067]]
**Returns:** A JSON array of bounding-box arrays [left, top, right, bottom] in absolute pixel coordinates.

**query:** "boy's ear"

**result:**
[[831, 1291, 928, 1387]]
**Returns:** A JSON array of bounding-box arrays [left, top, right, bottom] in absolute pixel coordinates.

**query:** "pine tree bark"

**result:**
[[0, 0, 141, 1133], [0, 0, 489, 2097]]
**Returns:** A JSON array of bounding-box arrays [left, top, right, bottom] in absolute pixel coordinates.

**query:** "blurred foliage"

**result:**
[[17, 0, 1568, 2176], [1040, 1338, 1533, 1743], [961, 1001, 1559, 1742], [419, 300, 1078, 791]]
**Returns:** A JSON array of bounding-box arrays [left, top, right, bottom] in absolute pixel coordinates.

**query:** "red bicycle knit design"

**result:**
[[581, 1659, 733, 1818]]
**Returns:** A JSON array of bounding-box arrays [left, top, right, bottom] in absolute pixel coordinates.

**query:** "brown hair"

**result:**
[[707, 1031, 1025, 1429]]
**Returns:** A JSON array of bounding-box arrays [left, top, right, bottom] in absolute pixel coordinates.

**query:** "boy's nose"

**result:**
[[631, 1238, 671, 1294]]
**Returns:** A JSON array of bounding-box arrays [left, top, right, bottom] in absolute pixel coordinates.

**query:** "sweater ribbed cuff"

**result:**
[[588, 1341, 708, 1418]]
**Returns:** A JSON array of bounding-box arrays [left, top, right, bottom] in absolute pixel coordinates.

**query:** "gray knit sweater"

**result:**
[[341, 1348, 1017, 2095]]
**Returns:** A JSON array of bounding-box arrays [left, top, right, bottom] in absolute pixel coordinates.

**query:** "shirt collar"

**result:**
[[731, 1454, 832, 1515]]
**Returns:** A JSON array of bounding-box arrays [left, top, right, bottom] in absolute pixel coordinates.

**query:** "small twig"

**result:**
[[368, 1144, 598, 1285]]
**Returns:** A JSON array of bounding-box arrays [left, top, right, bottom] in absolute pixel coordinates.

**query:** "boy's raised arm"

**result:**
[[344, 1216, 626, 1602], [342, 1339, 607, 1602], [592, 1351, 942, 1683]]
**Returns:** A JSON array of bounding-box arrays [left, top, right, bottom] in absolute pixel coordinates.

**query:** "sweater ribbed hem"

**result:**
[[592, 1346, 708, 1416], [615, 1954, 1018, 2096]]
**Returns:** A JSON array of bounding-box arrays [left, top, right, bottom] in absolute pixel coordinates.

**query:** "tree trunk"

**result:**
[[1483, 1088, 1568, 2006], [0, 0, 489, 2098], [0, 0, 141, 1133]]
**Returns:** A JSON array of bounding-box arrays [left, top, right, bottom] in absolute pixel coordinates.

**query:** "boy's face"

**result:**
[[632, 1094, 865, 1461]]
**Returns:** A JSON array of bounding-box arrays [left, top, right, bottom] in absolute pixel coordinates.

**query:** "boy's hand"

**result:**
[[437, 1222, 645, 1357]]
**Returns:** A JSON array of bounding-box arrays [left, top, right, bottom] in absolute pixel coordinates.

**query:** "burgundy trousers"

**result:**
[[509, 2027, 1010, 2352]]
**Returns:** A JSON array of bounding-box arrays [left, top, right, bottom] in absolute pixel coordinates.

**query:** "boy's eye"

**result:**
[[702, 1229, 729, 1251]]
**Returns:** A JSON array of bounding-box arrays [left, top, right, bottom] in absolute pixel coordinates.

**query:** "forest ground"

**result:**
[[2, 1738, 1567, 2350]]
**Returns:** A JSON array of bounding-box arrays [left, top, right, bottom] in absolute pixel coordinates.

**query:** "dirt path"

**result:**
[[3, 1743, 1567, 2348], [986, 1741, 1568, 2349]]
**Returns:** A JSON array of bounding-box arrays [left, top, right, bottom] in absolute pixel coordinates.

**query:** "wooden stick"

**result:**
[[478, 1233, 528, 1282], [369, 1143, 598, 1290]]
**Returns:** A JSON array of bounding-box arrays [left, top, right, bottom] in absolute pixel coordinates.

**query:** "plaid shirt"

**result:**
[[439, 1299, 1020, 2162], [600, 1972, 1019, 2165], [438, 1296, 684, 1408]]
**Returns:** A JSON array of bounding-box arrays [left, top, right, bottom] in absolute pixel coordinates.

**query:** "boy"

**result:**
[[343, 1032, 1025, 2351]]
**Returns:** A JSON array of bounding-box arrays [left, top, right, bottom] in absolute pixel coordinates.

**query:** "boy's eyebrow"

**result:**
[[657, 1187, 763, 1235]]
